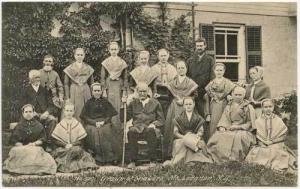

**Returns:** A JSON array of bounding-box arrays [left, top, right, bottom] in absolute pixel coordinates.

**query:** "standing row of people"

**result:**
[[3, 38, 295, 175]]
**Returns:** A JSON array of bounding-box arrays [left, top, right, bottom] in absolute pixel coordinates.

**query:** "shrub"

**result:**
[[274, 90, 297, 134]]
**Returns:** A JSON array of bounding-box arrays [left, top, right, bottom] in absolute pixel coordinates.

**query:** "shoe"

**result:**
[[127, 162, 136, 169], [149, 162, 156, 168]]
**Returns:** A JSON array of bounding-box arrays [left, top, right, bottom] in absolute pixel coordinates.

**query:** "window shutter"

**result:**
[[199, 24, 215, 56], [246, 26, 262, 77]]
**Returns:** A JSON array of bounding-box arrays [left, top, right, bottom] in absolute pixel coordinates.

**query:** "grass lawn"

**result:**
[[2, 129, 298, 187], [3, 161, 297, 187]]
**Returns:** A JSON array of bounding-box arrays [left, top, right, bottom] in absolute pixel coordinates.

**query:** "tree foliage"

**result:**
[[2, 2, 195, 125]]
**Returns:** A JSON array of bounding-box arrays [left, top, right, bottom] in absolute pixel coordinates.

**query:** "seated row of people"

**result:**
[[4, 103, 97, 174], [163, 87, 296, 174], [3, 81, 297, 175]]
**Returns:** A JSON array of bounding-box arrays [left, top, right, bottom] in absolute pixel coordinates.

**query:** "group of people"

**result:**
[[3, 39, 297, 175]]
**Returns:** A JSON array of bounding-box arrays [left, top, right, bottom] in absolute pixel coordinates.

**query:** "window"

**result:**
[[200, 23, 262, 82], [214, 26, 241, 81]]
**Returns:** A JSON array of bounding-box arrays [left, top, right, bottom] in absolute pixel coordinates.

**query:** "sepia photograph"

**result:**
[[1, 1, 298, 187]]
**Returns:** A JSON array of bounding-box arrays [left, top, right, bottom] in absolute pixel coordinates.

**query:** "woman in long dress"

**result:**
[[246, 99, 297, 174], [64, 48, 94, 120], [80, 83, 118, 165], [245, 66, 271, 117], [101, 42, 128, 115], [206, 86, 256, 163], [163, 61, 198, 159], [51, 102, 97, 173], [100, 42, 128, 161], [205, 63, 235, 137], [3, 104, 57, 175], [163, 97, 212, 167], [152, 48, 177, 116]]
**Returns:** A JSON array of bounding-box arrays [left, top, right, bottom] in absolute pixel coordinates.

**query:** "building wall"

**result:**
[[143, 3, 297, 97], [51, 2, 297, 97]]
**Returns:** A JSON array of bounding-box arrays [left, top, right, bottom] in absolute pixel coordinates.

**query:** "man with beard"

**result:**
[[187, 38, 215, 142]]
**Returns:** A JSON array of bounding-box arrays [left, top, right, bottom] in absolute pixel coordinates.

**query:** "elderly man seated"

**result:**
[[121, 82, 165, 169], [20, 69, 58, 151]]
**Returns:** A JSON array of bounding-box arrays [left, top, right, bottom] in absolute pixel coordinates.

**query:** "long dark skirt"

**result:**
[[51, 146, 97, 173], [85, 123, 117, 163], [156, 85, 172, 117]]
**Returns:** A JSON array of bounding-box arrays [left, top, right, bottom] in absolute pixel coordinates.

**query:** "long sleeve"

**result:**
[[10, 125, 23, 145], [210, 58, 215, 80], [217, 106, 231, 129], [53, 138, 66, 147], [53, 138, 82, 147], [55, 72, 64, 99], [80, 102, 96, 126], [151, 102, 165, 128], [196, 126, 204, 137], [153, 78, 158, 94], [88, 75, 94, 85], [100, 66, 106, 89], [122, 68, 129, 95], [38, 123, 47, 143], [64, 74, 70, 99], [46, 88, 56, 115], [120, 102, 133, 122]]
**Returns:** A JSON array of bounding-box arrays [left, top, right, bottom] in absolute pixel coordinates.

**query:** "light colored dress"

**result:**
[[164, 76, 198, 158], [101, 56, 128, 160], [246, 114, 297, 173], [51, 118, 97, 173], [206, 100, 256, 163], [101, 56, 128, 112], [165, 111, 213, 165], [64, 63, 94, 119], [3, 118, 57, 175], [205, 77, 235, 137]]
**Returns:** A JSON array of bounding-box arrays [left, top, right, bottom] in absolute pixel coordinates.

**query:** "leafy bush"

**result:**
[[2, 2, 196, 126], [274, 90, 297, 133]]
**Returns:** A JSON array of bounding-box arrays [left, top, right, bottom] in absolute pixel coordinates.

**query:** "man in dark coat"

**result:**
[[121, 82, 165, 169], [21, 69, 58, 151], [187, 38, 215, 142]]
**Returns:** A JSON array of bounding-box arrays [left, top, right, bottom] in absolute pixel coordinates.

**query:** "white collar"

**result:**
[[140, 98, 150, 107], [178, 75, 186, 83], [31, 84, 40, 92], [254, 80, 261, 85]]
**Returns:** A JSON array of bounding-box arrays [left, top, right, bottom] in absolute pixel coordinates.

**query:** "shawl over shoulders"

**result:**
[[151, 62, 177, 83], [101, 56, 128, 80], [63, 63, 94, 85], [52, 118, 87, 145], [167, 76, 198, 98], [245, 80, 271, 101], [205, 78, 235, 97], [175, 111, 205, 135], [255, 114, 287, 144], [130, 65, 158, 85], [217, 100, 256, 130]]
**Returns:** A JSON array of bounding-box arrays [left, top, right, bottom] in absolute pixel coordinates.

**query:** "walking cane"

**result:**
[[121, 101, 127, 167]]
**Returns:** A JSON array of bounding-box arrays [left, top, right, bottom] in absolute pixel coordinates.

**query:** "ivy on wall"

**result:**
[[2, 2, 195, 125]]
